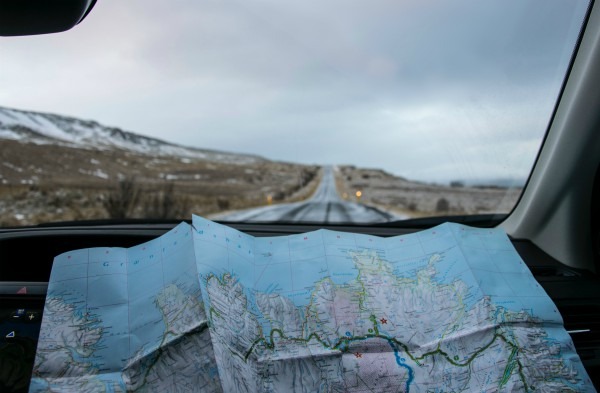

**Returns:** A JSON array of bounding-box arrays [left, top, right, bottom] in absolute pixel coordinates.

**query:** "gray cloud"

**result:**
[[0, 0, 589, 182]]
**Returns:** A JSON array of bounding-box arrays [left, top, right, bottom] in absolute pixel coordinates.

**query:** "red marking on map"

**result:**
[[354, 352, 362, 358], [380, 318, 387, 324]]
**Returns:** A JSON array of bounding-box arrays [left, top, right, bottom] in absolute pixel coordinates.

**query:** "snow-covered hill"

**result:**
[[0, 106, 263, 164]]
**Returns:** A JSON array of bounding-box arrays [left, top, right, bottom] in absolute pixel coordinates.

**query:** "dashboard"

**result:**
[[1, 222, 599, 392]]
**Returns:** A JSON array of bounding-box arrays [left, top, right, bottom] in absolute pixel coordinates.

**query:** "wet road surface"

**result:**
[[216, 166, 395, 224]]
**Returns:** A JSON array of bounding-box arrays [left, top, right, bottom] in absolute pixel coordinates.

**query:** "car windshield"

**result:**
[[0, 0, 591, 226]]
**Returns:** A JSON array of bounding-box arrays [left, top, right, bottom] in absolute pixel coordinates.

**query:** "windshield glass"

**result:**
[[0, 0, 590, 226]]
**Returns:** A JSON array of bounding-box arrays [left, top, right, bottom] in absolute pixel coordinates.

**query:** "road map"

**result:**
[[31, 215, 595, 392], [30, 222, 221, 392]]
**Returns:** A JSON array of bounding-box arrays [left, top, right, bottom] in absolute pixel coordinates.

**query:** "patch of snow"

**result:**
[[3, 162, 23, 172], [0, 128, 23, 140], [165, 174, 178, 180], [90, 158, 100, 165], [93, 169, 109, 179], [78, 168, 109, 179], [14, 213, 25, 220]]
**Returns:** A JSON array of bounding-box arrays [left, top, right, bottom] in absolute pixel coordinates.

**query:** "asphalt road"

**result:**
[[216, 166, 395, 223]]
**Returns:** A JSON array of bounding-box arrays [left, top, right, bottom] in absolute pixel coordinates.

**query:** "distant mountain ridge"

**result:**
[[0, 106, 263, 164]]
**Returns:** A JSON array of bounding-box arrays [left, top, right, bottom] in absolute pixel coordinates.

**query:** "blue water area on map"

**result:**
[[244, 290, 273, 337], [288, 230, 324, 249], [49, 261, 87, 282], [359, 237, 389, 252], [416, 226, 456, 253], [88, 247, 127, 263], [254, 237, 293, 264], [48, 278, 87, 312], [384, 241, 429, 262], [129, 262, 163, 300], [88, 303, 130, 370], [256, 230, 381, 302], [388, 341, 414, 392], [53, 247, 89, 264], [255, 262, 292, 294], [290, 257, 329, 291], [88, 259, 127, 278], [87, 274, 128, 307], [324, 254, 358, 286], [128, 295, 165, 353], [126, 222, 199, 357], [322, 230, 358, 247]]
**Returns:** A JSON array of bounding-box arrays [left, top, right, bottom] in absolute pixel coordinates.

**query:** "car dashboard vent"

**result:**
[[560, 304, 600, 367]]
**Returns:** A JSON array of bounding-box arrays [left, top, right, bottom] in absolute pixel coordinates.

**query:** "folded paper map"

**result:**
[[30, 215, 595, 392]]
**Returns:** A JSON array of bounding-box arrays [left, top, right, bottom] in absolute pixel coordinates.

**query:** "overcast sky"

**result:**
[[0, 0, 589, 183]]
